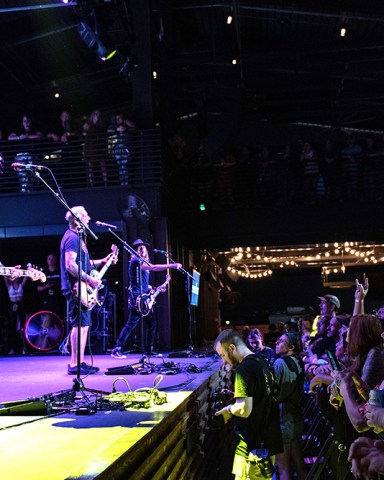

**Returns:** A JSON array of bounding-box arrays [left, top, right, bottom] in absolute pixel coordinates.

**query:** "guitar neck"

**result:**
[[97, 258, 114, 281], [153, 278, 171, 299], [0, 267, 30, 278]]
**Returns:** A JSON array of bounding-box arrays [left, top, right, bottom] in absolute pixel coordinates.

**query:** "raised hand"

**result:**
[[10, 265, 21, 281], [355, 276, 369, 302]]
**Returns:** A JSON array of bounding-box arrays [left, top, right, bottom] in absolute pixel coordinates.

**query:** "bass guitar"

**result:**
[[0, 265, 46, 283], [74, 244, 118, 310], [136, 274, 171, 316]]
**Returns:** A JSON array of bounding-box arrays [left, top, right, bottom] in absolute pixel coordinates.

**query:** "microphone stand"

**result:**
[[28, 168, 109, 405], [103, 229, 155, 374], [161, 254, 198, 358]]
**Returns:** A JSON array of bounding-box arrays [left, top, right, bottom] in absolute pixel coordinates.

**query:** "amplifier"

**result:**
[[86, 308, 111, 354]]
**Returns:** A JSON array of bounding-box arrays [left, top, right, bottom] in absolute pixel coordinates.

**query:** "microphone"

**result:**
[[95, 221, 117, 229], [11, 162, 45, 172], [153, 249, 171, 255]]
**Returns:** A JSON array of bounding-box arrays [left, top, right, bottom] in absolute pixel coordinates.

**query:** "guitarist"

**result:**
[[111, 238, 181, 359], [60, 206, 117, 375]]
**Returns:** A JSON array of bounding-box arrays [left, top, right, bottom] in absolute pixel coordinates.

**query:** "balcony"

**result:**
[[0, 129, 162, 193]]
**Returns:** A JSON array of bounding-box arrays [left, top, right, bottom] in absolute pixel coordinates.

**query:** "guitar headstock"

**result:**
[[27, 265, 47, 283], [165, 274, 171, 283], [111, 244, 119, 256]]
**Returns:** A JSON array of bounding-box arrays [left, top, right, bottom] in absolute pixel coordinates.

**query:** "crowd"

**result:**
[[214, 277, 384, 479], [0, 110, 137, 190], [168, 132, 384, 209]]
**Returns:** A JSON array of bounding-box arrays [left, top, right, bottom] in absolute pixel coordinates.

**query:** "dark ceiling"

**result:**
[[1, 1, 384, 133]]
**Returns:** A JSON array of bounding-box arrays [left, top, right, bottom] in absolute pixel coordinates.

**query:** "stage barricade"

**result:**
[[301, 388, 358, 480]]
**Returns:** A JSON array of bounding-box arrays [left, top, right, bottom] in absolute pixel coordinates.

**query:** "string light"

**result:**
[[221, 241, 384, 279]]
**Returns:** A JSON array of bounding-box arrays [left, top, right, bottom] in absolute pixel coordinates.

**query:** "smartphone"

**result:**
[[326, 350, 340, 371]]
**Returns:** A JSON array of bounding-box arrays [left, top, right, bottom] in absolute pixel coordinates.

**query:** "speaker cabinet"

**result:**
[[86, 308, 111, 354]]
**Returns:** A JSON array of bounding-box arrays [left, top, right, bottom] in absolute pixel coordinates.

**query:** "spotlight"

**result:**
[[340, 25, 347, 37], [78, 20, 117, 61], [227, 15, 233, 25]]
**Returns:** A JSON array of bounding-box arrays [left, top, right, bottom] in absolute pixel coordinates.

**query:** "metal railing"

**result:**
[[0, 129, 162, 193]]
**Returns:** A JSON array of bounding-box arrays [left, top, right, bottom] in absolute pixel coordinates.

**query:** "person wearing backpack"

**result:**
[[274, 332, 307, 480], [214, 329, 283, 480]]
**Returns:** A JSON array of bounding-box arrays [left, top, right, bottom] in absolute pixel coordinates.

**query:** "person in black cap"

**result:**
[[111, 239, 182, 358], [318, 294, 340, 317]]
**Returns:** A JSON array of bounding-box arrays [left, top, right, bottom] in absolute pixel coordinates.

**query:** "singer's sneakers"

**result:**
[[111, 347, 127, 359], [67, 363, 100, 375]]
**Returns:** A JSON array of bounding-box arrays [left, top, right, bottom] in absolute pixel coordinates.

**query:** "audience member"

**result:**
[[285, 320, 299, 334], [349, 437, 384, 479], [264, 323, 280, 349], [247, 327, 277, 364], [305, 314, 333, 358], [47, 110, 79, 143], [274, 332, 306, 480], [318, 294, 340, 317], [321, 139, 340, 201], [107, 112, 135, 186], [332, 314, 384, 432], [340, 134, 362, 200], [300, 314, 314, 351], [8, 114, 43, 141], [83, 109, 108, 186], [309, 330, 349, 395], [300, 141, 319, 204], [8, 114, 44, 192]]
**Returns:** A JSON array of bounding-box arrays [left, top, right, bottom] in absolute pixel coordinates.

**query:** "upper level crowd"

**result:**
[[168, 131, 384, 210], [1, 110, 383, 214], [0, 110, 164, 192]]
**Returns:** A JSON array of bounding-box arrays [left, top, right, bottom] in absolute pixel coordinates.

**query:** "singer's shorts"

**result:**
[[64, 292, 91, 327]]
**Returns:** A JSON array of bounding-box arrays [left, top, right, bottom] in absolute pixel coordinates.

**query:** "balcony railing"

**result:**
[[0, 129, 162, 193]]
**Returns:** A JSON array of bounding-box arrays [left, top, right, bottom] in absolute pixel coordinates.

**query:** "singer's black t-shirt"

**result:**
[[60, 228, 92, 294]]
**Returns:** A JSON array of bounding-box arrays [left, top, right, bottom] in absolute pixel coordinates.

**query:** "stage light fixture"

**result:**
[[78, 19, 117, 61]]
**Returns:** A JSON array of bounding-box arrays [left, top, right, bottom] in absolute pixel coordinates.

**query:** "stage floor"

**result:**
[[0, 352, 223, 480]]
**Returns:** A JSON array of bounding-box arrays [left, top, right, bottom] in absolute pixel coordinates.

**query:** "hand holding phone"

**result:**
[[326, 349, 340, 371]]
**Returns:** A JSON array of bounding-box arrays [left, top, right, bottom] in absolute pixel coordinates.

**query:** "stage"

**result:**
[[0, 352, 234, 480]]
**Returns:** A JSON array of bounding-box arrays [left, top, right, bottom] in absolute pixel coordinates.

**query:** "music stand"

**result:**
[[103, 229, 155, 374], [28, 168, 110, 402]]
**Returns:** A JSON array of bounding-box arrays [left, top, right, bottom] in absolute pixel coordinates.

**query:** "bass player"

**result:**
[[111, 239, 181, 359], [60, 206, 118, 375]]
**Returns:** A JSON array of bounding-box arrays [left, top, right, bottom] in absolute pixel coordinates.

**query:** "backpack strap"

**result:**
[[281, 356, 304, 394], [282, 356, 299, 375]]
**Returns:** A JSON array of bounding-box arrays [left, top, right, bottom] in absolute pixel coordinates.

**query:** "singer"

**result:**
[[60, 206, 118, 375], [111, 239, 181, 358]]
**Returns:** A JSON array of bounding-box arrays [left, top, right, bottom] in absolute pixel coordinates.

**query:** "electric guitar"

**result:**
[[74, 244, 119, 310], [0, 265, 46, 283], [136, 274, 171, 316]]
